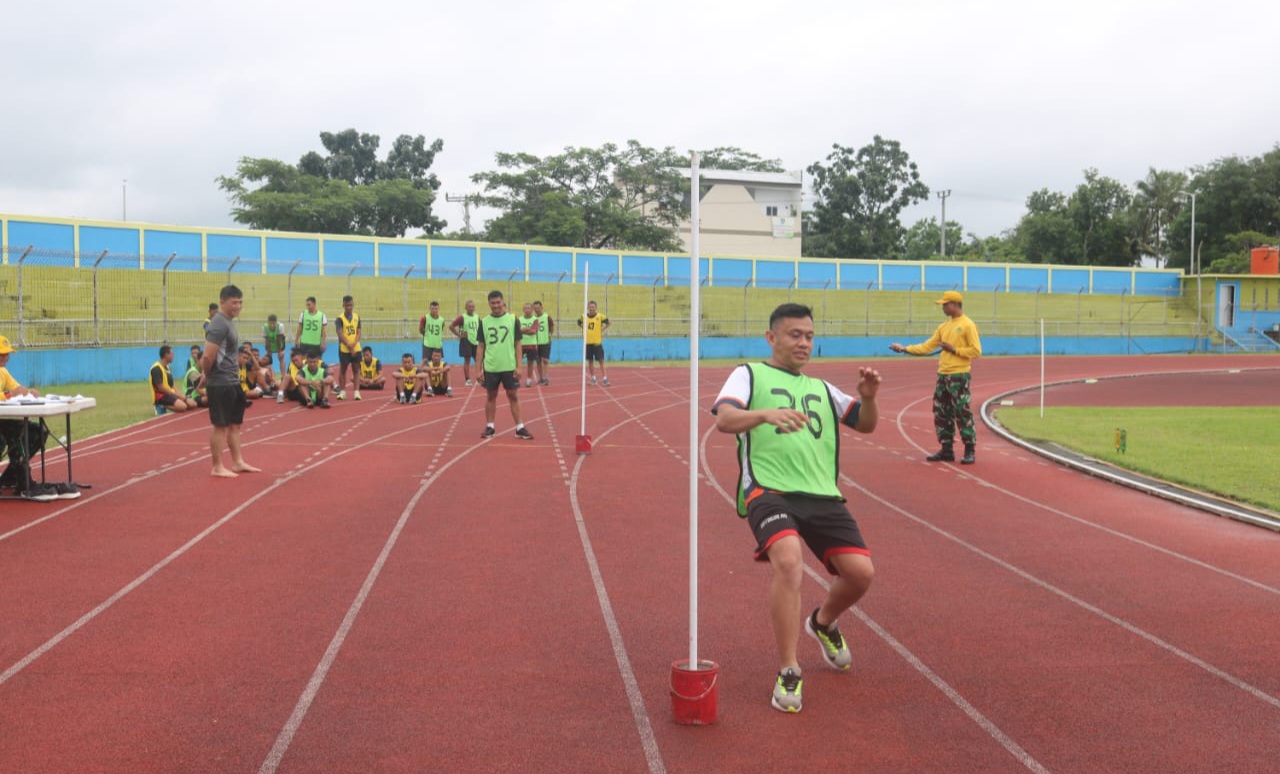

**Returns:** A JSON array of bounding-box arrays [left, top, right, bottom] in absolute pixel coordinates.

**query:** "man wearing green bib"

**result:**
[[418, 300, 447, 362], [712, 303, 882, 714], [532, 299, 554, 385], [449, 299, 482, 386], [295, 296, 327, 359], [476, 290, 533, 440]]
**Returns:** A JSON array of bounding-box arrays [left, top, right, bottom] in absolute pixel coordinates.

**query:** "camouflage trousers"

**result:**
[[932, 373, 975, 445]]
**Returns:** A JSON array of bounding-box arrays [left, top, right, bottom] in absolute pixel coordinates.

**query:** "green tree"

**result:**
[[694, 147, 785, 172], [471, 141, 688, 250], [1131, 167, 1189, 268], [902, 217, 965, 262], [1168, 146, 1280, 272], [1068, 169, 1135, 266], [218, 129, 446, 237], [803, 136, 930, 259], [1015, 189, 1075, 264]]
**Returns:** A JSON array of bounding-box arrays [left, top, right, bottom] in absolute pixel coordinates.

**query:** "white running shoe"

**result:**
[[354, 390, 362, 401], [336, 390, 346, 401]]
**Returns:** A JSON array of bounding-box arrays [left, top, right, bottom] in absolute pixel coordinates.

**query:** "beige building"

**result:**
[[676, 168, 803, 258]]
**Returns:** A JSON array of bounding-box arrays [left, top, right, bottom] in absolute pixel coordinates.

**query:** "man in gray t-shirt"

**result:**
[[200, 285, 261, 479]]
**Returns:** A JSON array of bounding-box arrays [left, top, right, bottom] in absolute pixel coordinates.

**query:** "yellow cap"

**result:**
[[0, 335, 15, 354], [935, 290, 963, 305]]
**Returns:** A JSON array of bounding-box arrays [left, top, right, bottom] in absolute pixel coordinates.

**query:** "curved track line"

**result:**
[[890, 396, 1280, 597], [844, 476, 1280, 713]]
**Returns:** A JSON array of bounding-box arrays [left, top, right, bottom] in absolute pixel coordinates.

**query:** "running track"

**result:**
[[1, 355, 1277, 773]]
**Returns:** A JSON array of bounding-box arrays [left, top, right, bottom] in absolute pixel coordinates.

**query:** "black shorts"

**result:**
[[459, 339, 477, 359], [156, 393, 180, 407], [339, 351, 360, 366], [537, 343, 551, 359], [207, 384, 247, 427], [585, 343, 605, 362], [301, 344, 324, 359], [421, 345, 443, 362], [359, 381, 385, 390], [745, 491, 869, 575], [483, 371, 519, 392], [426, 383, 449, 396], [523, 347, 539, 364]]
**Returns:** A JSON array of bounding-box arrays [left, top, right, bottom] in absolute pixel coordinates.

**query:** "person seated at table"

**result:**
[[421, 350, 453, 398], [151, 345, 198, 413], [295, 352, 334, 408], [0, 335, 60, 501], [358, 346, 386, 390]]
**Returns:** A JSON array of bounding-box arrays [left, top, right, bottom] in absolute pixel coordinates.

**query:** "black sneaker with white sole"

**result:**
[[22, 483, 58, 502], [481, 426, 496, 439], [514, 427, 534, 441], [53, 482, 82, 500]]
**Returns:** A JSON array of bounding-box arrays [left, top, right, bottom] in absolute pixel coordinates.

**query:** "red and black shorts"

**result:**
[[744, 490, 869, 575], [155, 393, 180, 407]]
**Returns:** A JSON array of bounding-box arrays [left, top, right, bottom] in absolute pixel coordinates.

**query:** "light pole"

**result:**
[[937, 189, 951, 258]]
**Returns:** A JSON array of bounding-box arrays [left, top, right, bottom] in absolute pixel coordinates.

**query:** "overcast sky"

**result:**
[[3, 0, 1277, 243]]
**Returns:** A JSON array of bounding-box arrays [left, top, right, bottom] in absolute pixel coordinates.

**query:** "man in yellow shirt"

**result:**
[[890, 290, 982, 464], [577, 300, 610, 386]]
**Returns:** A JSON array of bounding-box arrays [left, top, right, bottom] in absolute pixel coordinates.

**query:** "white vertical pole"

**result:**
[[1039, 318, 1045, 418], [581, 261, 589, 435], [689, 153, 701, 668]]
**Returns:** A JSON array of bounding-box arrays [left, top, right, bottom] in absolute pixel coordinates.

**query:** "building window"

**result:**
[[765, 205, 778, 217]]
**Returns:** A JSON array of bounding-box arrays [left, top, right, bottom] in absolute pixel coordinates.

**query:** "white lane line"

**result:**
[[846, 476, 1280, 713], [891, 397, 1280, 597], [568, 399, 702, 774]]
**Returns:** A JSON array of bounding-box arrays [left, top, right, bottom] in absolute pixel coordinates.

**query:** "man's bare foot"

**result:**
[[231, 462, 261, 473], [211, 467, 239, 478]]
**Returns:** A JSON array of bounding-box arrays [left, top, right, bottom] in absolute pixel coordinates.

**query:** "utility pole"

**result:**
[[446, 193, 475, 234], [937, 190, 951, 258]]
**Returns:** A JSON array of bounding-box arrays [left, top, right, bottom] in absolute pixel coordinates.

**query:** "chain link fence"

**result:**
[[0, 245, 1211, 349]]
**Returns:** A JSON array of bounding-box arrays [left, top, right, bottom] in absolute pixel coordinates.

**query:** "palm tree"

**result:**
[[1133, 168, 1188, 267]]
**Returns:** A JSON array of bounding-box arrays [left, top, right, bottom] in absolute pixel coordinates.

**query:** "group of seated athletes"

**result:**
[[152, 343, 453, 414]]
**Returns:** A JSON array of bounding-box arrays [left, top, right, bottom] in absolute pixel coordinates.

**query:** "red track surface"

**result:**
[[2, 355, 1278, 773]]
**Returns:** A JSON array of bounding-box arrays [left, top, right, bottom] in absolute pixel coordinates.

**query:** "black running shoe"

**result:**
[[53, 482, 81, 500], [481, 426, 496, 439], [515, 427, 534, 441]]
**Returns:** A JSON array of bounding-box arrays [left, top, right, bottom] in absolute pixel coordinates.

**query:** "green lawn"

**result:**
[[996, 406, 1280, 513]]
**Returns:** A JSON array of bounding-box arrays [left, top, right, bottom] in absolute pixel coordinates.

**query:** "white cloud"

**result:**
[[2, 0, 1277, 239]]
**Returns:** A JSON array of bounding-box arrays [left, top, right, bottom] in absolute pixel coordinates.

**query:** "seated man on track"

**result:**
[[294, 352, 334, 409], [183, 360, 208, 409], [421, 350, 453, 398], [278, 349, 307, 406], [151, 345, 198, 413], [395, 353, 424, 404], [237, 347, 264, 400], [358, 346, 386, 391]]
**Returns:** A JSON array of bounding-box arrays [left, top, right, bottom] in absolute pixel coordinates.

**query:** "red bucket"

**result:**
[[670, 659, 719, 725]]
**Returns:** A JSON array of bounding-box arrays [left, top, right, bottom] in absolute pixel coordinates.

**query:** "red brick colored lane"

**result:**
[[267, 397, 679, 774], [0, 402, 479, 774], [1030, 368, 1279, 406], [576, 391, 1040, 773]]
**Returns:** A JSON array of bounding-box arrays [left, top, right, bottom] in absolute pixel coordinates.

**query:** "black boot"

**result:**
[[961, 444, 976, 465], [926, 444, 954, 462]]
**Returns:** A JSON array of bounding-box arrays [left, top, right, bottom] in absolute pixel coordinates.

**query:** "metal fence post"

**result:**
[[402, 265, 415, 339], [507, 269, 519, 303], [907, 282, 917, 326], [16, 246, 32, 346], [92, 251, 108, 346], [651, 275, 662, 336], [555, 271, 568, 331], [347, 262, 360, 295], [226, 256, 241, 286], [287, 261, 301, 329], [455, 268, 467, 312], [161, 252, 176, 343], [742, 278, 752, 337]]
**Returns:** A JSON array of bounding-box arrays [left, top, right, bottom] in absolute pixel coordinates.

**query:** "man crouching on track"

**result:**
[[711, 302, 881, 714]]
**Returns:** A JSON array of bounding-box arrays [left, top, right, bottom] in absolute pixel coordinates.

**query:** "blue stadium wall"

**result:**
[[1, 213, 1182, 293]]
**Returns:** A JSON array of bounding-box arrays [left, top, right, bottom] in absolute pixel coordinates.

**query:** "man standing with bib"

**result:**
[[532, 299, 554, 385], [476, 290, 533, 441], [450, 299, 482, 386], [419, 300, 447, 362], [334, 295, 362, 400], [712, 303, 881, 713], [295, 296, 327, 360]]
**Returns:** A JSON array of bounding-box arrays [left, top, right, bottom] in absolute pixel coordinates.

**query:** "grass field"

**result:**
[[996, 406, 1280, 513]]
